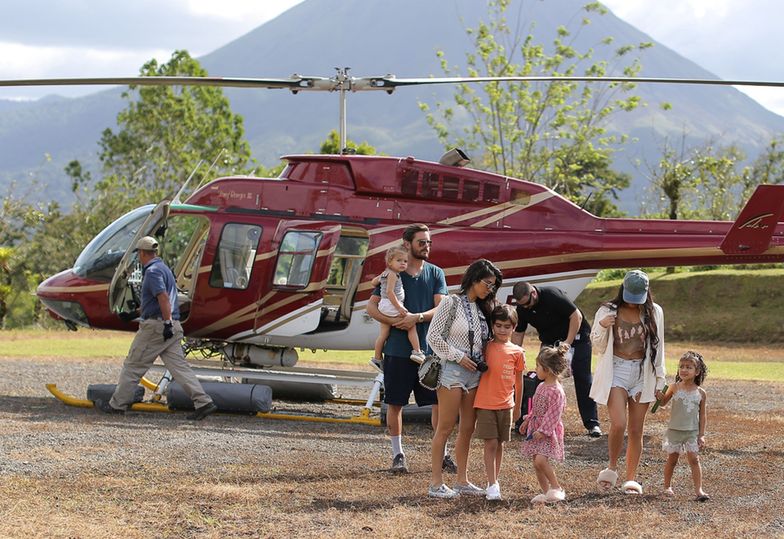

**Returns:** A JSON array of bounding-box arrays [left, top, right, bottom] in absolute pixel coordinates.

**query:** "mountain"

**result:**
[[1, 0, 783, 212]]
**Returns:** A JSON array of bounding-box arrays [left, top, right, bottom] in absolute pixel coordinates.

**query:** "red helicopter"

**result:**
[[5, 72, 784, 420]]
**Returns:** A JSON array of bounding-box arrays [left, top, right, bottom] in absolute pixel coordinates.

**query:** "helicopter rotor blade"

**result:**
[[0, 75, 333, 92], [3, 74, 783, 93], [353, 75, 784, 92]]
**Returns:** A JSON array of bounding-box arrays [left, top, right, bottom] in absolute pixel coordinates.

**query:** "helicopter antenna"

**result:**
[[172, 159, 204, 205], [579, 191, 594, 211], [172, 148, 227, 204]]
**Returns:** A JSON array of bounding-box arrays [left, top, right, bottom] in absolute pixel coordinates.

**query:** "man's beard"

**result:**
[[411, 250, 429, 261]]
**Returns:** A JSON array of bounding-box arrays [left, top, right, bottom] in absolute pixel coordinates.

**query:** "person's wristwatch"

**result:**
[[417, 313, 425, 323]]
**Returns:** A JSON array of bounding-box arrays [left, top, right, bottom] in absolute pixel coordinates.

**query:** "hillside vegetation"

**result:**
[[576, 269, 784, 342]]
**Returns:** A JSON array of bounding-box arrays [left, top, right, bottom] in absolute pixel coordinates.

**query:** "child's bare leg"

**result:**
[[374, 323, 391, 360], [664, 452, 679, 495], [407, 325, 421, 352], [686, 451, 706, 497], [483, 439, 499, 486], [534, 454, 560, 490], [532, 455, 549, 492], [495, 442, 504, 480]]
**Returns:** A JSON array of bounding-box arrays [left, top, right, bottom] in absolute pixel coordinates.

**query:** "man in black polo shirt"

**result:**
[[511, 281, 601, 437]]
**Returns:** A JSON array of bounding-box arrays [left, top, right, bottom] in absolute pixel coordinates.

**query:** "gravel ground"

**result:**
[[1, 356, 783, 538]]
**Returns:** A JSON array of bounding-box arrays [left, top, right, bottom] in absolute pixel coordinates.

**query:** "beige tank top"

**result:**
[[613, 317, 646, 359]]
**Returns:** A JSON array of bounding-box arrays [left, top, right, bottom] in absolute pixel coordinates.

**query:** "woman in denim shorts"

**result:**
[[589, 270, 666, 496], [425, 259, 502, 499]]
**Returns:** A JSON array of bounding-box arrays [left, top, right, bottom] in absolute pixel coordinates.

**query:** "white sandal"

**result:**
[[622, 480, 643, 495], [597, 468, 618, 492]]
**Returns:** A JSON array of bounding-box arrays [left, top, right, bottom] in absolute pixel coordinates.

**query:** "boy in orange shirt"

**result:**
[[474, 304, 526, 500]]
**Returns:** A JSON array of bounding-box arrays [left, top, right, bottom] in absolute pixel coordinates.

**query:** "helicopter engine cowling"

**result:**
[[223, 344, 298, 367]]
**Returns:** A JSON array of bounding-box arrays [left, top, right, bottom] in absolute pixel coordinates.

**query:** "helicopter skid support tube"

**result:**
[[46, 384, 173, 413]]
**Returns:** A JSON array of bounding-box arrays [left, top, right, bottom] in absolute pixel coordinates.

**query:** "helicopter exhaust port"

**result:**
[[222, 343, 298, 368]]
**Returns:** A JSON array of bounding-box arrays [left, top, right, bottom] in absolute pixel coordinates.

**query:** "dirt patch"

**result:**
[[1, 356, 783, 538]]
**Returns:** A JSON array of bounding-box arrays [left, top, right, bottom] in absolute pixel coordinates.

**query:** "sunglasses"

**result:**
[[518, 292, 535, 308], [415, 239, 433, 246], [481, 279, 497, 292]]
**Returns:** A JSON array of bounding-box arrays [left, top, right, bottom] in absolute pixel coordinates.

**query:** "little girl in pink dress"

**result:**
[[520, 342, 570, 503]]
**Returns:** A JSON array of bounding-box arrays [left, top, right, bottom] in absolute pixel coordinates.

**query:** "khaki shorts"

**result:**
[[474, 408, 513, 442]]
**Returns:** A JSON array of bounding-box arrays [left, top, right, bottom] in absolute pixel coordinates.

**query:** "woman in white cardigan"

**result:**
[[590, 270, 666, 495]]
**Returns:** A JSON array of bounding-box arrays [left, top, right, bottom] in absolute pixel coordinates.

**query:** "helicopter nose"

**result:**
[[36, 269, 101, 328]]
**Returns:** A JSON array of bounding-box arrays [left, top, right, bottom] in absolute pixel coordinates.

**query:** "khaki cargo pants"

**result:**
[[109, 319, 213, 410]]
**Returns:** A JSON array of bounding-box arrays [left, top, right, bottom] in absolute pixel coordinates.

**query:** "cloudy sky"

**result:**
[[1, 0, 782, 115]]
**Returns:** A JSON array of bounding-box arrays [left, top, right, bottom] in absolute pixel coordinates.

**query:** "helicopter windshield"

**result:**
[[73, 205, 155, 280]]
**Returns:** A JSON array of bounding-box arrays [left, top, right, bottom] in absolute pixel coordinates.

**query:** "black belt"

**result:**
[[141, 316, 178, 321]]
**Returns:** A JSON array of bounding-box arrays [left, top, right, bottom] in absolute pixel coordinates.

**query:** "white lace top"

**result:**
[[426, 295, 487, 363], [669, 388, 702, 430]]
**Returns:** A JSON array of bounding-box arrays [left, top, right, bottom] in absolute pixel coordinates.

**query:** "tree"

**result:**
[[2, 50, 256, 327], [68, 50, 254, 222], [419, 0, 648, 216], [319, 130, 377, 155]]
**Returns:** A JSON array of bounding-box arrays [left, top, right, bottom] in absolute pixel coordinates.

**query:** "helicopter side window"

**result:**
[[442, 176, 460, 200], [511, 188, 532, 206], [401, 169, 418, 196], [274, 231, 322, 288], [463, 180, 480, 202], [422, 172, 439, 198], [483, 183, 501, 202], [209, 224, 262, 290]]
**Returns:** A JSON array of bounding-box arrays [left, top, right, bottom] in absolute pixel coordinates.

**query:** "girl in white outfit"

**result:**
[[371, 244, 425, 367], [590, 270, 666, 495]]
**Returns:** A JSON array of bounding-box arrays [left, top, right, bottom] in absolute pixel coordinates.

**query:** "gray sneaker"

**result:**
[[390, 453, 408, 473], [453, 482, 485, 496], [442, 454, 458, 473], [428, 484, 459, 498], [588, 426, 602, 438]]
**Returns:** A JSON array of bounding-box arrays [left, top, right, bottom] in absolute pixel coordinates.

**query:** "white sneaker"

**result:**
[[410, 350, 426, 364], [428, 484, 459, 498], [486, 482, 502, 500], [531, 493, 548, 504]]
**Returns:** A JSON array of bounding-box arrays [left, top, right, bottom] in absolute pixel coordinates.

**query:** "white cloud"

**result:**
[[185, 0, 304, 22]]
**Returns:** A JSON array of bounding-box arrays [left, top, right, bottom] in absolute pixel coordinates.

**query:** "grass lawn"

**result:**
[[1, 329, 782, 382]]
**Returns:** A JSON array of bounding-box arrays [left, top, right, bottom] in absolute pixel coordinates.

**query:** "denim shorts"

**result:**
[[611, 356, 645, 398], [439, 358, 481, 391]]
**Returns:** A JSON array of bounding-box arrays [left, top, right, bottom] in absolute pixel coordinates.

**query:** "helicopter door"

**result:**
[[254, 223, 341, 336], [108, 201, 170, 316]]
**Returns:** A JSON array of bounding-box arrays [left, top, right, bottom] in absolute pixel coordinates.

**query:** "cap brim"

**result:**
[[623, 290, 648, 304]]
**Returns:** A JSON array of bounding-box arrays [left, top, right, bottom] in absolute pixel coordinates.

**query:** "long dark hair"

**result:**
[[603, 284, 659, 373], [460, 259, 502, 318]]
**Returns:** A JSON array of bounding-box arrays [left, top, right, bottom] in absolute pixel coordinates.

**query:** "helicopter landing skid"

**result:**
[[46, 366, 385, 426]]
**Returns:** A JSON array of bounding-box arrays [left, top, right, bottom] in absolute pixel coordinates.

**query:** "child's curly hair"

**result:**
[[385, 244, 408, 264], [676, 350, 708, 385], [536, 342, 571, 377]]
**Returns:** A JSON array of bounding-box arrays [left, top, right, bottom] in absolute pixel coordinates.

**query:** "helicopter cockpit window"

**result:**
[[209, 224, 262, 290], [274, 231, 322, 288], [73, 204, 155, 281]]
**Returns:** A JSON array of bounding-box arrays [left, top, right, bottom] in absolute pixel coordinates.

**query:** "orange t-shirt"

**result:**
[[474, 340, 526, 410]]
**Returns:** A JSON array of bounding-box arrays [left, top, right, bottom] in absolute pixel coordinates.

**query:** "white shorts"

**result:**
[[611, 356, 645, 399], [379, 298, 402, 318]]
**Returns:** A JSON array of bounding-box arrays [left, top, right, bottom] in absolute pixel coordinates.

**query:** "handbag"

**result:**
[[418, 294, 459, 390]]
